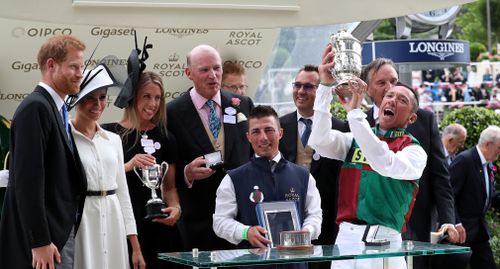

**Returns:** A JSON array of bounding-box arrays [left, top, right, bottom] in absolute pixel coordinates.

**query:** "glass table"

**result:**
[[158, 241, 470, 268]]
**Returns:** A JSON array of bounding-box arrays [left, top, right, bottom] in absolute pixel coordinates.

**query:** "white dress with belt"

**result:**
[[72, 123, 137, 269]]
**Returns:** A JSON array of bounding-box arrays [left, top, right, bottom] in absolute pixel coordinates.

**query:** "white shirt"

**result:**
[[308, 84, 427, 180], [213, 152, 322, 245], [39, 82, 65, 116]]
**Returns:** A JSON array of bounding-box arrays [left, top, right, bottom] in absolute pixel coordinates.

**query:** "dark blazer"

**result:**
[[450, 147, 500, 244], [279, 111, 348, 245], [365, 108, 455, 241], [166, 89, 254, 251], [0, 86, 87, 268]]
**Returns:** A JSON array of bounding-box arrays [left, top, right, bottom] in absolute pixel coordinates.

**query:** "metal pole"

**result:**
[[487, 0, 492, 54]]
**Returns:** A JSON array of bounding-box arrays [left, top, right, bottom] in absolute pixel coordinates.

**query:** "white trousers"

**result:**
[[331, 222, 406, 269]]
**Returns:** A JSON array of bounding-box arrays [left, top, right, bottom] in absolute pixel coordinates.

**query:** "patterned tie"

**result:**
[[300, 118, 312, 146], [206, 100, 220, 138]]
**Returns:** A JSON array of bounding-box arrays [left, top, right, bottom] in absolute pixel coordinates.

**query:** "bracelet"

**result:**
[[320, 82, 335, 87], [242, 227, 249, 241]]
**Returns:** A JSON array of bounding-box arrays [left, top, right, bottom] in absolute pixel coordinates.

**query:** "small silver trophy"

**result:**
[[329, 30, 362, 100], [134, 162, 169, 220]]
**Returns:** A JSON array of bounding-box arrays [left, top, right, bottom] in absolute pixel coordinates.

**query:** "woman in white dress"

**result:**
[[68, 65, 146, 269]]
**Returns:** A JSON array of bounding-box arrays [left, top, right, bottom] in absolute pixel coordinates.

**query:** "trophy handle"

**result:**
[[161, 161, 169, 181], [133, 166, 143, 182]]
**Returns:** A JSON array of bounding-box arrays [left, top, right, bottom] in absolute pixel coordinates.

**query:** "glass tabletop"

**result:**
[[158, 241, 470, 267]]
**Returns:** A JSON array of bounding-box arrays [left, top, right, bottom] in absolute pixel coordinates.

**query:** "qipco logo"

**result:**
[[11, 27, 72, 38]]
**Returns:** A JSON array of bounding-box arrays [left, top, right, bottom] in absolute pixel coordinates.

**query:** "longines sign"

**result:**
[[362, 39, 470, 65]]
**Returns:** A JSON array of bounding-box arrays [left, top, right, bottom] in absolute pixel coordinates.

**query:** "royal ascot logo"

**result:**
[[226, 31, 263, 46], [12, 61, 40, 72], [409, 41, 465, 61], [154, 28, 209, 38], [90, 27, 135, 38], [285, 187, 300, 202], [153, 53, 187, 78], [11, 27, 72, 38], [0, 91, 29, 102]]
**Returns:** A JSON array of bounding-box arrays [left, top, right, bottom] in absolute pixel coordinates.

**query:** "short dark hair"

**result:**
[[296, 64, 320, 84], [394, 81, 419, 113], [361, 58, 397, 84], [248, 105, 280, 128]]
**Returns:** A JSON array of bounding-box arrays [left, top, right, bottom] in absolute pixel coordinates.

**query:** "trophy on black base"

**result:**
[[134, 162, 169, 220], [329, 30, 362, 101]]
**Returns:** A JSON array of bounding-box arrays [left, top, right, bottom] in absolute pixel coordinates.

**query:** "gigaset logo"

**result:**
[[90, 27, 135, 38], [11, 27, 72, 38]]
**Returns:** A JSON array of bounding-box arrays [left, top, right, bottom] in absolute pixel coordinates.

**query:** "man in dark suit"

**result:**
[[0, 35, 87, 269], [360, 58, 458, 269], [167, 45, 254, 251], [450, 126, 500, 269], [279, 65, 348, 251]]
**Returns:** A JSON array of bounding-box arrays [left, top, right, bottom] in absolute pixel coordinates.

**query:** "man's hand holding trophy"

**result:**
[[134, 162, 169, 220]]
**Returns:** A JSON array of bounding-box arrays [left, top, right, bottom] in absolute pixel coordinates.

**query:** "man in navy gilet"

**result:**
[[213, 105, 322, 253]]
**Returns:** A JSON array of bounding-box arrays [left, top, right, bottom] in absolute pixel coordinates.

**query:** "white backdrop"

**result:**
[[0, 17, 278, 122]]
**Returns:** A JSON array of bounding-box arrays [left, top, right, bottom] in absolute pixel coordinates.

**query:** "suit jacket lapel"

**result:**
[[472, 148, 489, 203], [284, 113, 299, 163], [178, 93, 214, 153], [366, 107, 376, 127], [35, 87, 73, 153], [221, 91, 237, 161]]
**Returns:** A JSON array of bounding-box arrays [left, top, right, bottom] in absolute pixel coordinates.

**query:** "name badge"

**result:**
[[223, 115, 236, 124], [224, 107, 237, 116], [141, 139, 154, 147]]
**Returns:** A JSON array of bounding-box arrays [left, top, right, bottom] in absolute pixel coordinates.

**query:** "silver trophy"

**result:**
[[329, 30, 362, 99], [134, 162, 169, 220]]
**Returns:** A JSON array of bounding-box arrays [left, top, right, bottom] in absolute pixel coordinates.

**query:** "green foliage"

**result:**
[[453, 1, 500, 53], [486, 209, 500, 267], [330, 101, 347, 121], [440, 106, 500, 149], [478, 0, 500, 34], [372, 19, 395, 40], [470, 42, 488, 61]]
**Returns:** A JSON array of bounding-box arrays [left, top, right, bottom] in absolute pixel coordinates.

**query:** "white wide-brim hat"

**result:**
[[66, 64, 116, 110]]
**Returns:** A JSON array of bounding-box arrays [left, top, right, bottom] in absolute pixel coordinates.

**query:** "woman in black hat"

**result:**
[[103, 71, 181, 269]]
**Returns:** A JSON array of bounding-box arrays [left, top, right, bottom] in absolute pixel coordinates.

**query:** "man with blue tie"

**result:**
[[450, 125, 500, 269], [167, 44, 254, 251], [0, 35, 87, 269]]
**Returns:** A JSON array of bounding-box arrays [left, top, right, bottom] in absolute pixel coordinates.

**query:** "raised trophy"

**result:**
[[329, 30, 362, 100], [134, 162, 169, 220]]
